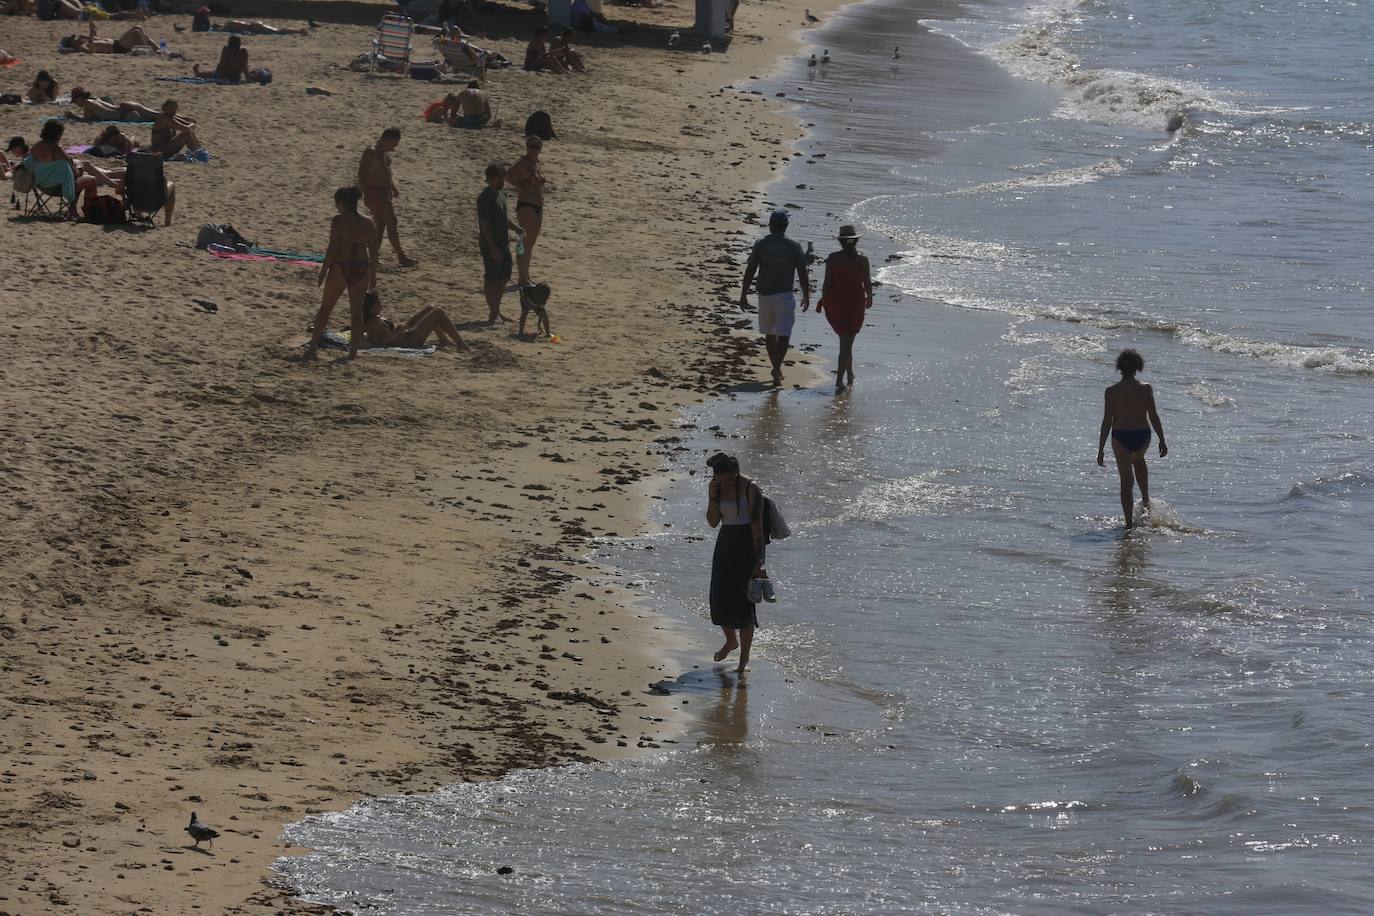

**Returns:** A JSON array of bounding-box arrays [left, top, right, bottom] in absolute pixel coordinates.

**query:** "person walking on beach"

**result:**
[[307, 186, 379, 360], [506, 134, 546, 286], [740, 209, 810, 387], [358, 128, 418, 268], [1097, 348, 1168, 528], [815, 223, 872, 392], [477, 163, 524, 323], [705, 452, 763, 674]]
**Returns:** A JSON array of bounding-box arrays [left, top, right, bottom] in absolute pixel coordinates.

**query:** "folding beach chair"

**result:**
[[371, 14, 415, 76], [122, 153, 170, 225], [11, 160, 76, 220], [436, 36, 487, 80]]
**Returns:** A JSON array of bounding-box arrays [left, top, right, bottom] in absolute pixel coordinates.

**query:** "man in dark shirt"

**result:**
[[477, 162, 523, 323], [740, 209, 809, 386]]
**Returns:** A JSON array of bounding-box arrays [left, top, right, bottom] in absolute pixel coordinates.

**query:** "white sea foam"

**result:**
[[947, 158, 1128, 195], [967, 0, 1230, 131], [875, 249, 1374, 377]]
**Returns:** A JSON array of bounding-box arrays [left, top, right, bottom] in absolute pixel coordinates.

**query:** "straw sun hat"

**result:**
[[837, 224, 862, 240]]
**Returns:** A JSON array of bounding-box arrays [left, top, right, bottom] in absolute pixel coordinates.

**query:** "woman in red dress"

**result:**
[[815, 224, 873, 391]]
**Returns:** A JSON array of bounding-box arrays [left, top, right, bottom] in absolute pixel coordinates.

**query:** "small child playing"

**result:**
[[518, 281, 552, 339]]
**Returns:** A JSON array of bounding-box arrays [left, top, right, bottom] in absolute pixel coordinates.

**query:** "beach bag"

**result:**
[[524, 110, 556, 141], [763, 495, 790, 542], [84, 194, 127, 225], [195, 222, 252, 250]]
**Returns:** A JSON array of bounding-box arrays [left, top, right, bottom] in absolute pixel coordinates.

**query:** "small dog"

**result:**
[[518, 281, 552, 339]]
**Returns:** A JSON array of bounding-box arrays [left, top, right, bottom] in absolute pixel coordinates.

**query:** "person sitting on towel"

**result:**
[[149, 98, 205, 159], [1, 136, 29, 180], [28, 70, 59, 104], [193, 34, 249, 81], [524, 26, 571, 74]]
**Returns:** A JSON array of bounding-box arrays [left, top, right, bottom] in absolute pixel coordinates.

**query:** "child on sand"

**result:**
[[1097, 348, 1168, 528]]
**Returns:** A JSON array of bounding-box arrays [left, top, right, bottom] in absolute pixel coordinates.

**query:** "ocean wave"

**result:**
[[948, 158, 1127, 195], [1283, 471, 1374, 503], [875, 254, 1374, 377], [801, 471, 995, 529], [985, 0, 1226, 131]]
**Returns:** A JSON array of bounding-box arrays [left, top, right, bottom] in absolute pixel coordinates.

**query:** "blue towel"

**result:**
[[22, 154, 76, 200]]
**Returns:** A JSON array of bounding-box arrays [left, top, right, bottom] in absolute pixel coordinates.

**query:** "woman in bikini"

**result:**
[[360, 291, 466, 350], [61, 21, 159, 54], [149, 99, 204, 159], [1097, 348, 1169, 529], [28, 70, 59, 104], [309, 186, 379, 360], [506, 135, 546, 286]]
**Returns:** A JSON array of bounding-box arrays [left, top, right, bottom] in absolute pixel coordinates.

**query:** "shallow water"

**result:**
[[279, 0, 1374, 911]]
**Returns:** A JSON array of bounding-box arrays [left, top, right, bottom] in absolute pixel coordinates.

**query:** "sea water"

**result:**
[[278, 0, 1374, 911]]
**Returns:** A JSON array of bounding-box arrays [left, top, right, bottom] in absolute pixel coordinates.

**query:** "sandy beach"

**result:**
[[0, 0, 842, 910]]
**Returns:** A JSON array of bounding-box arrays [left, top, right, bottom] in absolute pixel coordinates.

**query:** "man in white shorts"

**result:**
[[739, 209, 810, 386]]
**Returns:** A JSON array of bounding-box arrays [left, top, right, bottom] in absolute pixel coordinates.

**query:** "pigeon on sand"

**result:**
[[186, 812, 220, 849]]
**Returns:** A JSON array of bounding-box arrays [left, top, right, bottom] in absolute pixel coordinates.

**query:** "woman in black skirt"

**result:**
[[705, 452, 764, 673]]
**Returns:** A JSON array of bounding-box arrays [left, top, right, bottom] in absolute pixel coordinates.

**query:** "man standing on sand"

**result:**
[[358, 128, 418, 268], [477, 163, 524, 324], [740, 209, 810, 387]]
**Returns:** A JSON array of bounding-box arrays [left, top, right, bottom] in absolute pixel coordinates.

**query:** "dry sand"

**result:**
[[0, 0, 845, 910]]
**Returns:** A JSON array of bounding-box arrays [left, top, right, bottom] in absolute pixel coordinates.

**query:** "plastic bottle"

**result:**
[[159, 39, 168, 53], [515, 235, 526, 257], [805, 240, 816, 265]]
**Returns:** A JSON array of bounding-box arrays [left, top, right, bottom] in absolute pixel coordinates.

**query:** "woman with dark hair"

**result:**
[[2, 136, 29, 180], [193, 35, 250, 81], [1097, 348, 1168, 528], [815, 223, 873, 392], [523, 26, 570, 74], [705, 452, 764, 673], [92, 124, 137, 156], [308, 186, 379, 360], [28, 70, 58, 104], [26, 120, 98, 216], [149, 99, 205, 159], [551, 28, 588, 73], [360, 290, 466, 350], [60, 21, 159, 54]]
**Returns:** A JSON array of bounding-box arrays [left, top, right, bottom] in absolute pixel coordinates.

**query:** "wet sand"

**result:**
[[0, 0, 842, 910]]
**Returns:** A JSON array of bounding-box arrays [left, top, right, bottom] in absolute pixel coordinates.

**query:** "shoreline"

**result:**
[[0, 0, 867, 911]]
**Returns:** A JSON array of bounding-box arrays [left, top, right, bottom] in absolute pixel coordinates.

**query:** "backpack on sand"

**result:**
[[84, 194, 127, 225]]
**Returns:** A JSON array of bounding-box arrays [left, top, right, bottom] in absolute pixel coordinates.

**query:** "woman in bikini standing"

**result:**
[[309, 186, 379, 360], [506, 135, 546, 287], [1097, 348, 1168, 529]]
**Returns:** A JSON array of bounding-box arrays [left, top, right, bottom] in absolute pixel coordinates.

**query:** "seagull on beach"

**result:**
[[701, 42, 713, 54], [821, 50, 831, 64], [668, 30, 680, 47], [805, 8, 820, 23], [186, 812, 220, 849], [893, 46, 901, 59], [808, 54, 817, 67]]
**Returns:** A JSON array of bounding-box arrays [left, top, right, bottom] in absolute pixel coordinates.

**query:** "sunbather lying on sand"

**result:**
[[60, 22, 159, 54], [91, 124, 137, 155], [362, 292, 467, 350], [68, 87, 160, 122], [216, 20, 311, 36]]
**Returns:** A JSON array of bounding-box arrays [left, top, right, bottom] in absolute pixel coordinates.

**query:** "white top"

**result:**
[[717, 491, 751, 526]]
